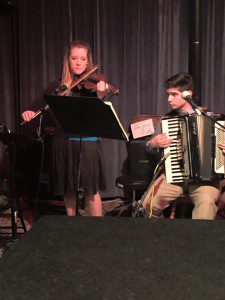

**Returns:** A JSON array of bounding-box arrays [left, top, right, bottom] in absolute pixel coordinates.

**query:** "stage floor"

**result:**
[[1, 216, 225, 299], [1, 196, 225, 258]]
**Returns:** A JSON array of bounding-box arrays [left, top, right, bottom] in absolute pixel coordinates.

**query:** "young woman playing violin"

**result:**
[[22, 40, 110, 216]]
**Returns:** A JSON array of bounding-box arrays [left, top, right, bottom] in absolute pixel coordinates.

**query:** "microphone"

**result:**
[[52, 83, 69, 95], [181, 91, 202, 115]]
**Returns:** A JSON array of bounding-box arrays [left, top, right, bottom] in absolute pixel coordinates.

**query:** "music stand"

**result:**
[[44, 95, 129, 214], [44, 95, 128, 140]]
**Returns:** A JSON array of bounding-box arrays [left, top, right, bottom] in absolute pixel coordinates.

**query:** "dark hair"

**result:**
[[164, 73, 194, 92]]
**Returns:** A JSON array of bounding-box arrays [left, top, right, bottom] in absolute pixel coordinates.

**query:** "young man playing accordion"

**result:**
[[146, 73, 225, 220]]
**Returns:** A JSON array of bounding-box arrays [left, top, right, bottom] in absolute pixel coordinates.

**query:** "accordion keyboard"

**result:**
[[162, 116, 190, 183]]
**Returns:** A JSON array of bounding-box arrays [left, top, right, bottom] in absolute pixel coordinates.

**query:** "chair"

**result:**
[[168, 195, 193, 219], [116, 114, 160, 202], [116, 139, 160, 203]]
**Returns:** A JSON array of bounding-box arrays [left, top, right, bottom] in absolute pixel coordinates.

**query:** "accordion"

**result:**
[[161, 115, 225, 183]]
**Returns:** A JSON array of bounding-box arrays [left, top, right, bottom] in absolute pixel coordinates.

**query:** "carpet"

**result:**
[[1, 216, 225, 299]]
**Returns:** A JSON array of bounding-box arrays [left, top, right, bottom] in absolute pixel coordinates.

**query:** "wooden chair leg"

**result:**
[[169, 203, 177, 219]]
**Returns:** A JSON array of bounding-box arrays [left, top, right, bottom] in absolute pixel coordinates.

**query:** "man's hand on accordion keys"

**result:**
[[148, 133, 173, 149], [217, 140, 225, 156]]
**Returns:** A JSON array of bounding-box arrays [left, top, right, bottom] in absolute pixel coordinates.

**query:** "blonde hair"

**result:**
[[61, 40, 94, 85]]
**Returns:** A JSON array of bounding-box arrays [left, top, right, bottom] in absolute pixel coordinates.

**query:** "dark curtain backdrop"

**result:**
[[201, 0, 225, 113], [0, 0, 224, 197], [0, 13, 15, 160]]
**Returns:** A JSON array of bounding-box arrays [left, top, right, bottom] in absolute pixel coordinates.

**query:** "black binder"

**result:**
[[44, 95, 128, 141]]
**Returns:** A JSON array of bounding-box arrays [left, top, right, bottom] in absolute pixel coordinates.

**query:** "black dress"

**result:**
[[51, 136, 106, 197], [51, 73, 107, 197]]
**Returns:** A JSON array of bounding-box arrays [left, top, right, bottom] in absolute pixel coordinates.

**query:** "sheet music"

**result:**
[[104, 102, 129, 141]]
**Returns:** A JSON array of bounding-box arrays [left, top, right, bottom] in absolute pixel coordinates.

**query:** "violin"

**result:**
[[21, 65, 119, 125]]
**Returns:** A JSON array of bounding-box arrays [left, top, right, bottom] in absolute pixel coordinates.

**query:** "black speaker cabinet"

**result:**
[[129, 139, 159, 180]]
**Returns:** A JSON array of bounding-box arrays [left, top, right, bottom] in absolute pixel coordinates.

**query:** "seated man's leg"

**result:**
[[188, 183, 220, 220], [152, 179, 183, 217]]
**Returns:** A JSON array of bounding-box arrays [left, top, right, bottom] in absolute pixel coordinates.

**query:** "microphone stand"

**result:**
[[182, 92, 225, 131], [34, 112, 45, 221], [132, 153, 170, 217], [189, 104, 225, 132], [76, 137, 84, 215]]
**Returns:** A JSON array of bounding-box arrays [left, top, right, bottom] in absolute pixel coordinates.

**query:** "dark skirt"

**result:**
[[51, 137, 106, 197]]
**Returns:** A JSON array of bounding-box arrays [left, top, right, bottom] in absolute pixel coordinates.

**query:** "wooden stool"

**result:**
[[169, 195, 193, 219]]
